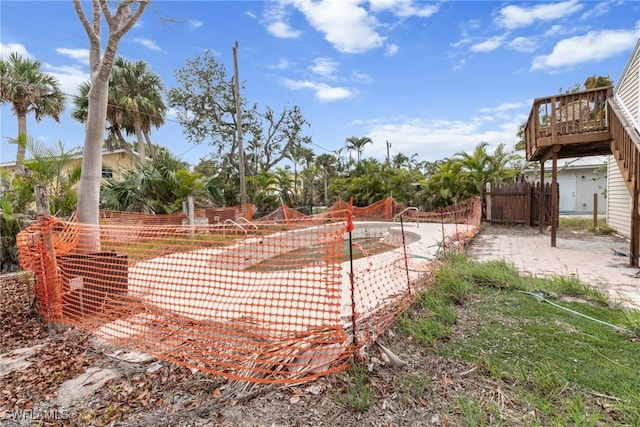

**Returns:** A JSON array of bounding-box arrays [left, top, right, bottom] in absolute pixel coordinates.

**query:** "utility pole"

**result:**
[[386, 140, 391, 164], [233, 41, 247, 209]]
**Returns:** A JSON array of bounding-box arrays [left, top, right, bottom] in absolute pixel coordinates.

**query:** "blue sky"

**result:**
[[1, 0, 639, 168]]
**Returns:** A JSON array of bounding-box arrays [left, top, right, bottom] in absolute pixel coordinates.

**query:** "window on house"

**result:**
[[101, 167, 113, 179]]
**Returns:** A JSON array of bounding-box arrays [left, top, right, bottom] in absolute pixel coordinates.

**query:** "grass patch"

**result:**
[[336, 362, 375, 412], [397, 259, 465, 344], [400, 253, 640, 425], [543, 275, 610, 307], [559, 217, 615, 235]]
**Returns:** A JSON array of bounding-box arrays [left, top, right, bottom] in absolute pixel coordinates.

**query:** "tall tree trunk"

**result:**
[[77, 77, 110, 251], [324, 175, 328, 206], [73, 0, 148, 239]]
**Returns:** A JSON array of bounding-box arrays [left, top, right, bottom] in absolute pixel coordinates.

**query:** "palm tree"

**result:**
[[345, 136, 372, 167], [285, 144, 314, 205], [101, 150, 205, 214], [316, 153, 338, 206], [0, 195, 21, 272], [456, 142, 520, 196], [247, 170, 279, 211], [18, 136, 82, 217], [0, 52, 65, 173], [73, 58, 165, 164], [110, 57, 166, 162], [392, 152, 410, 169], [72, 81, 135, 156], [426, 158, 466, 206], [274, 167, 294, 206]]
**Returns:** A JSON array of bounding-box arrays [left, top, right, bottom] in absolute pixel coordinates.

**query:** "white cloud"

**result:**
[[282, 78, 355, 102], [264, 2, 301, 39], [470, 35, 506, 53], [267, 21, 302, 38], [266, 0, 436, 54], [452, 58, 466, 71], [497, 0, 583, 30], [189, 20, 203, 30], [480, 102, 529, 113], [385, 44, 399, 56], [285, 0, 386, 53], [309, 57, 339, 79], [532, 27, 640, 71], [451, 36, 472, 49], [42, 63, 89, 102], [580, 1, 615, 20], [351, 71, 372, 84], [364, 116, 522, 162], [134, 38, 162, 52], [55, 48, 89, 64], [0, 42, 32, 58], [544, 24, 564, 37], [269, 58, 293, 70], [368, 0, 439, 18], [508, 37, 537, 52]]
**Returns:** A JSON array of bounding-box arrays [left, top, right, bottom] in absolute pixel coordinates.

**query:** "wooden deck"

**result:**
[[524, 85, 640, 266], [525, 86, 613, 161]]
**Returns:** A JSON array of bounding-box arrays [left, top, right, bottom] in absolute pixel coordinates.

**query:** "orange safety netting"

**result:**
[[17, 197, 481, 388]]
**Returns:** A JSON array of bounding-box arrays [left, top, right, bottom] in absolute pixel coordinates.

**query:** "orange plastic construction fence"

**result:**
[[17, 198, 481, 386]]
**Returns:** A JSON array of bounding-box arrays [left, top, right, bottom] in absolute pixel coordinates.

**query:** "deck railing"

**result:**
[[525, 86, 613, 160], [609, 96, 640, 189]]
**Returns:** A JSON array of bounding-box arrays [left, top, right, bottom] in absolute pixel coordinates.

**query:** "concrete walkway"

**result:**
[[468, 225, 640, 309]]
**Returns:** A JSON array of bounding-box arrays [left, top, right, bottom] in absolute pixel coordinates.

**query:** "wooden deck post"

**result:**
[[630, 162, 640, 267], [539, 160, 545, 232], [485, 182, 492, 222], [551, 148, 559, 248], [593, 193, 598, 230]]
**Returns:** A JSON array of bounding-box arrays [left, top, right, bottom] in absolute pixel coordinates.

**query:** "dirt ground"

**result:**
[[0, 275, 526, 426], [2, 224, 629, 426]]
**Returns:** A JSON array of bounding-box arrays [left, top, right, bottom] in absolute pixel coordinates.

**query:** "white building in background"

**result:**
[[524, 156, 608, 215]]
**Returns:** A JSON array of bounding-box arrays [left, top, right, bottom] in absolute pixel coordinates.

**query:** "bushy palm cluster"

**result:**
[[100, 150, 215, 214], [420, 142, 522, 208]]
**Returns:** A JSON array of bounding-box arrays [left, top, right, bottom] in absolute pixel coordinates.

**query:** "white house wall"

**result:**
[[607, 157, 631, 238], [524, 159, 607, 214], [614, 39, 640, 127], [607, 38, 640, 239], [574, 169, 607, 214]]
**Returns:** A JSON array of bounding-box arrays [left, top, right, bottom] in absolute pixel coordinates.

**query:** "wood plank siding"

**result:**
[[614, 40, 640, 127], [605, 39, 640, 240], [607, 157, 632, 238]]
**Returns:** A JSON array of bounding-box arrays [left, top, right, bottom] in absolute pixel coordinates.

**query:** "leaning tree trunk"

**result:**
[[14, 113, 28, 175], [143, 129, 155, 159], [133, 112, 145, 164], [112, 127, 136, 159]]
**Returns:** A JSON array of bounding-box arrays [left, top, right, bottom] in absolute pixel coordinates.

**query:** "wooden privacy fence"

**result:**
[[486, 182, 556, 226], [17, 198, 482, 391]]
